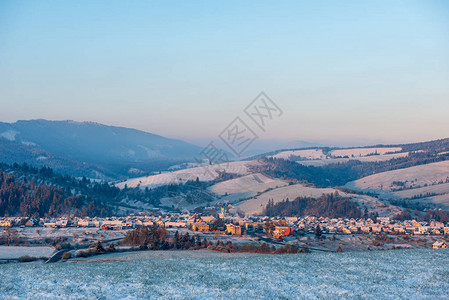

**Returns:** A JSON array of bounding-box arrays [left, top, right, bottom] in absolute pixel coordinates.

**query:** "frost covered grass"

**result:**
[[345, 161, 449, 192], [0, 249, 448, 299], [0, 246, 55, 260]]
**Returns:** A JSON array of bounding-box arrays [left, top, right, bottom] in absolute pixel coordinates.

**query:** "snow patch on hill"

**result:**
[[116, 160, 261, 189], [298, 152, 409, 167], [0, 130, 18, 141], [345, 161, 449, 192], [330, 147, 402, 158], [392, 182, 449, 199], [208, 173, 288, 203], [423, 194, 449, 207], [269, 149, 326, 160]]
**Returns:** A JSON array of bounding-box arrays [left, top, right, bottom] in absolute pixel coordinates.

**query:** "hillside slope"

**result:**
[[116, 160, 261, 189], [345, 161, 449, 208], [345, 161, 449, 192]]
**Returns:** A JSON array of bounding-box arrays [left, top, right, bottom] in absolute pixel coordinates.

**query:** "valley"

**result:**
[[1, 121, 449, 223]]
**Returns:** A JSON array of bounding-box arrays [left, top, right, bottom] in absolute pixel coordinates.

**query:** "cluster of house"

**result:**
[[1, 215, 449, 239], [311, 216, 449, 236], [189, 215, 449, 238], [0, 216, 165, 231]]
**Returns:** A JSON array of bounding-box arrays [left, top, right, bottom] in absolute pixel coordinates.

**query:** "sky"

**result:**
[[1, 0, 449, 147]]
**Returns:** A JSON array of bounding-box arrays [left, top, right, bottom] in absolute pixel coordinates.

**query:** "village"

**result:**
[[1, 207, 449, 257]]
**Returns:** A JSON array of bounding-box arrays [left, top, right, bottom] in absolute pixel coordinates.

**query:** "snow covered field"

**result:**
[[1, 249, 447, 299], [298, 152, 409, 167], [345, 161, 449, 192], [0, 246, 55, 259], [392, 182, 449, 199], [116, 161, 260, 189], [270, 147, 404, 161], [73, 250, 256, 263], [330, 147, 402, 158], [269, 149, 327, 160], [423, 193, 449, 207], [8, 227, 128, 246], [208, 173, 288, 203], [268, 147, 407, 167]]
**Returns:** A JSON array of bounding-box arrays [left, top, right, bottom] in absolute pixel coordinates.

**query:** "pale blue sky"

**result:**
[[1, 0, 448, 145]]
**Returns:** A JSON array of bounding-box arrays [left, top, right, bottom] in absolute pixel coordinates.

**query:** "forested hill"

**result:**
[[0, 119, 203, 179], [0, 163, 113, 217], [0, 162, 214, 217]]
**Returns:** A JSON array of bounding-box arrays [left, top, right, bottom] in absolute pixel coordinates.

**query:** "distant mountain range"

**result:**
[[0, 120, 203, 179]]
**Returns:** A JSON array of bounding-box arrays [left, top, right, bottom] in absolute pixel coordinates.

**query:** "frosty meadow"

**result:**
[[1, 0, 449, 299]]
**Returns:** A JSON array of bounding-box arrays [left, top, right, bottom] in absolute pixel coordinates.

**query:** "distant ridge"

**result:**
[[0, 119, 203, 179]]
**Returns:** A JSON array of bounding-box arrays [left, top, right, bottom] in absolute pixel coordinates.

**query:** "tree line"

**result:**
[[0, 168, 111, 217], [0, 162, 218, 217]]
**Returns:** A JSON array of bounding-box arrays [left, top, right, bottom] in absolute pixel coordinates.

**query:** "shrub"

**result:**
[[274, 244, 300, 254], [18, 255, 39, 262], [62, 252, 72, 260], [299, 245, 310, 253], [75, 250, 91, 258]]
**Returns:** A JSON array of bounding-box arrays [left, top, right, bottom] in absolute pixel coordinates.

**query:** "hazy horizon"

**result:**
[[1, 1, 448, 144], [1, 118, 443, 152]]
